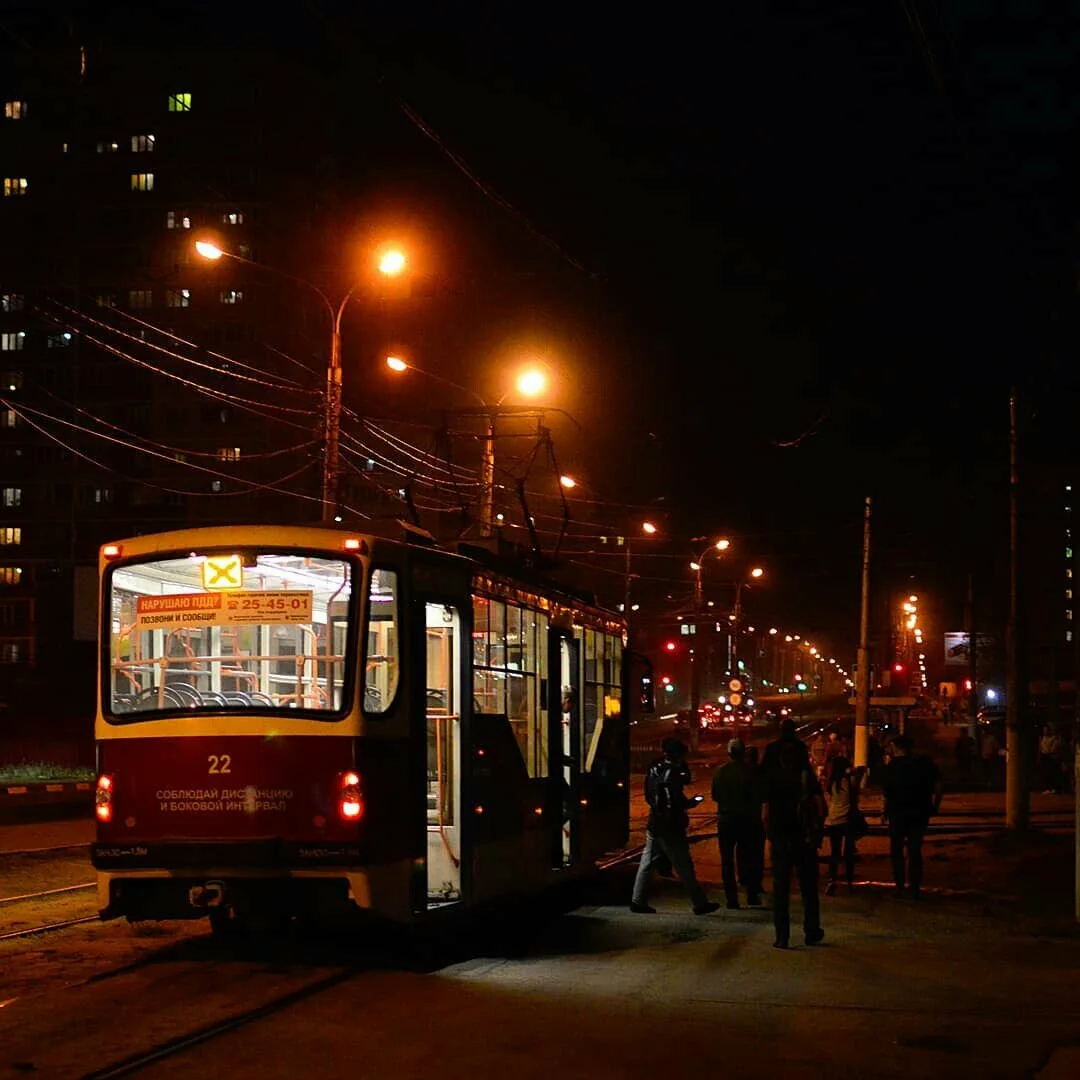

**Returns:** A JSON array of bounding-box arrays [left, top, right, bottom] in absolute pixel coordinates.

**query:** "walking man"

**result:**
[[631, 738, 720, 915], [882, 734, 943, 899], [711, 738, 762, 908], [762, 718, 825, 949]]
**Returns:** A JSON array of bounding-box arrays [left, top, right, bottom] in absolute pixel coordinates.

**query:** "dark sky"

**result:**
[[15, 1, 1077, 653], [331, 2, 1076, 650]]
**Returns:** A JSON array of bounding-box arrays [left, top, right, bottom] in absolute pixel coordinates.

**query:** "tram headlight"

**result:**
[[95, 774, 114, 823], [338, 770, 363, 821]]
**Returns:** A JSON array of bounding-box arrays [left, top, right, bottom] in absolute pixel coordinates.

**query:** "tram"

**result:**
[[92, 525, 635, 931]]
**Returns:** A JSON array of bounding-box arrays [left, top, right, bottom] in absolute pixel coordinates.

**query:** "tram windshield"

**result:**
[[105, 550, 356, 720]]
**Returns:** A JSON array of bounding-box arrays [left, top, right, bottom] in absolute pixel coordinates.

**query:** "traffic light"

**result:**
[[893, 663, 904, 674], [796, 681, 808, 692], [963, 678, 973, 692], [664, 641, 677, 653], [660, 675, 675, 694]]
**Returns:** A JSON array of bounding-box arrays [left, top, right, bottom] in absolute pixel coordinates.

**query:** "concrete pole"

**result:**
[[320, 327, 343, 524], [479, 412, 496, 537], [623, 541, 633, 646], [854, 496, 872, 769], [1006, 387, 1028, 829], [689, 569, 702, 752], [967, 572, 978, 740]]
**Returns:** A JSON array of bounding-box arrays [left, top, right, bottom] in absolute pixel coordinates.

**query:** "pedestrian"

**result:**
[[745, 744, 766, 904], [761, 718, 825, 949], [711, 737, 762, 908], [1038, 725, 1062, 794], [823, 756, 863, 894], [882, 734, 942, 899], [955, 729, 975, 783], [631, 738, 720, 915], [981, 730, 1001, 789], [825, 731, 845, 768], [810, 730, 828, 780]]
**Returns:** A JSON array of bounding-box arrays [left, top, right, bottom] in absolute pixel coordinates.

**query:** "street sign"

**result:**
[[729, 692, 742, 706], [729, 678, 742, 692]]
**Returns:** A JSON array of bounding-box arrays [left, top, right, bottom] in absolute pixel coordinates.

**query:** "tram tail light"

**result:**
[[338, 771, 363, 821], [102, 544, 123, 560], [95, 774, 114, 823]]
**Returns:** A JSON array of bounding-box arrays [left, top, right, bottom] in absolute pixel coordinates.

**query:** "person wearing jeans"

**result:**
[[823, 756, 860, 894]]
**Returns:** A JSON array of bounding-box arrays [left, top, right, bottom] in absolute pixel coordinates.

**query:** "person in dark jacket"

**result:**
[[882, 734, 943, 899], [630, 738, 719, 915], [761, 720, 825, 949], [711, 738, 762, 908]]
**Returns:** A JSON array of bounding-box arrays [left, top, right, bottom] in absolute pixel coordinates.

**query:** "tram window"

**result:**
[[104, 550, 354, 719], [364, 568, 399, 715]]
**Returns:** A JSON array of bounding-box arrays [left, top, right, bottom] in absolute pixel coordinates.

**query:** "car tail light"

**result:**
[[339, 770, 363, 821], [95, 774, 114, 823]]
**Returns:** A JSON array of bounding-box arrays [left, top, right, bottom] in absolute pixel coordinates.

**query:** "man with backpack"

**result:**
[[630, 738, 720, 915], [761, 718, 826, 949]]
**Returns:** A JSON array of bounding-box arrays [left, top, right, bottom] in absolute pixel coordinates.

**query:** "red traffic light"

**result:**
[[963, 678, 973, 692], [660, 675, 672, 685], [893, 663, 904, 673], [664, 641, 677, 652]]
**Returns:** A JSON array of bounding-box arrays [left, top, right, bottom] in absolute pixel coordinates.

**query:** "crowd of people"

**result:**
[[631, 719, 943, 948]]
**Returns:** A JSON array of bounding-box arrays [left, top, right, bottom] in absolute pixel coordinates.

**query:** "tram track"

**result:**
[[0, 881, 96, 906], [0, 913, 100, 942]]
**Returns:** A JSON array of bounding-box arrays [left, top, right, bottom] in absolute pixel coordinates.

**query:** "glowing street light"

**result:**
[[517, 368, 547, 397], [385, 355, 408, 373], [378, 249, 407, 276], [642, 521, 658, 535], [750, 566, 764, 579], [194, 240, 223, 260], [559, 475, 577, 489]]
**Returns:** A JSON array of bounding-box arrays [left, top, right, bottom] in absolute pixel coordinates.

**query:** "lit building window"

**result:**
[[218, 447, 241, 462], [166, 288, 191, 308], [219, 290, 243, 305], [0, 568, 21, 585], [237, 243, 252, 259], [0, 332, 25, 351], [131, 134, 155, 152], [0, 528, 20, 545], [95, 295, 117, 309], [3, 102, 27, 120], [131, 173, 154, 192], [168, 92, 192, 112], [1, 643, 21, 663], [94, 488, 112, 504], [166, 210, 192, 229], [223, 210, 244, 225], [1, 373, 23, 391], [2, 410, 16, 428], [1069, 569, 1074, 580], [1068, 547, 1074, 560], [1067, 589, 1073, 601], [62, 142, 68, 153], [1069, 630, 1074, 643], [127, 290, 153, 309], [96, 141, 119, 153], [3, 178, 28, 197], [2, 488, 21, 508], [211, 480, 222, 492], [46, 332, 73, 348], [1, 295, 24, 312], [1067, 609, 1074, 622]]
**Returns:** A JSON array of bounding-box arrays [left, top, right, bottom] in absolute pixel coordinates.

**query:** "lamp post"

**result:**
[[731, 566, 765, 673], [194, 240, 406, 524], [688, 538, 731, 750], [386, 357, 548, 535]]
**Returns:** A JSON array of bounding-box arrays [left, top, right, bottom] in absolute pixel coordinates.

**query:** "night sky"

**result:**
[[13, 2, 1077, 654]]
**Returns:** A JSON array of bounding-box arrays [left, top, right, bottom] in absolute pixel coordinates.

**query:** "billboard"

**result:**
[[944, 632, 969, 666]]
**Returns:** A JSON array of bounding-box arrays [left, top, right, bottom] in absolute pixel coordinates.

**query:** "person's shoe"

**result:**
[[629, 901, 656, 914], [825, 880, 836, 897], [773, 938, 789, 949], [747, 893, 763, 907], [804, 927, 825, 946], [693, 901, 721, 915]]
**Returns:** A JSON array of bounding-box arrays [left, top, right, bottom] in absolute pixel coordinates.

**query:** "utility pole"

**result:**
[[479, 411, 497, 538], [1006, 387, 1028, 829], [854, 496, 872, 769], [689, 568, 703, 752], [623, 541, 633, 646], [966, 572, 978, 740]]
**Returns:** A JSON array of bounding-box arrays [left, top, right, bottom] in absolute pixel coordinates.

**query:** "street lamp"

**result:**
[[195, 239, 407, 523], [386, 356, 549, 535]]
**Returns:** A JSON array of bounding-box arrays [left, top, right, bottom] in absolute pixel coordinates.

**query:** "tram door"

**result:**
[[549, 628, 581, 868], [424, 602, 463, 908]]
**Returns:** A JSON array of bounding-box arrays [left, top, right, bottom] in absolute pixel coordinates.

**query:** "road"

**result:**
[[0, 789, 1078, 1077]]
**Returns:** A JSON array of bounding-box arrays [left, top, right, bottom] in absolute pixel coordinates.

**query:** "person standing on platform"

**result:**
[[762, 719, 825, 949], [882, 734, 943, 899], [711, 738, 762, 908], [631, 738, 720, 916]]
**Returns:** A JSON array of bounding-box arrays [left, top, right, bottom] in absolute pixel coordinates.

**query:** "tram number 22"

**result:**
[[207, 754, 232, 775]]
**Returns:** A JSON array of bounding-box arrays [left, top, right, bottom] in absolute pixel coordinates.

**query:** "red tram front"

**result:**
[[93, 526, 631, 931]]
